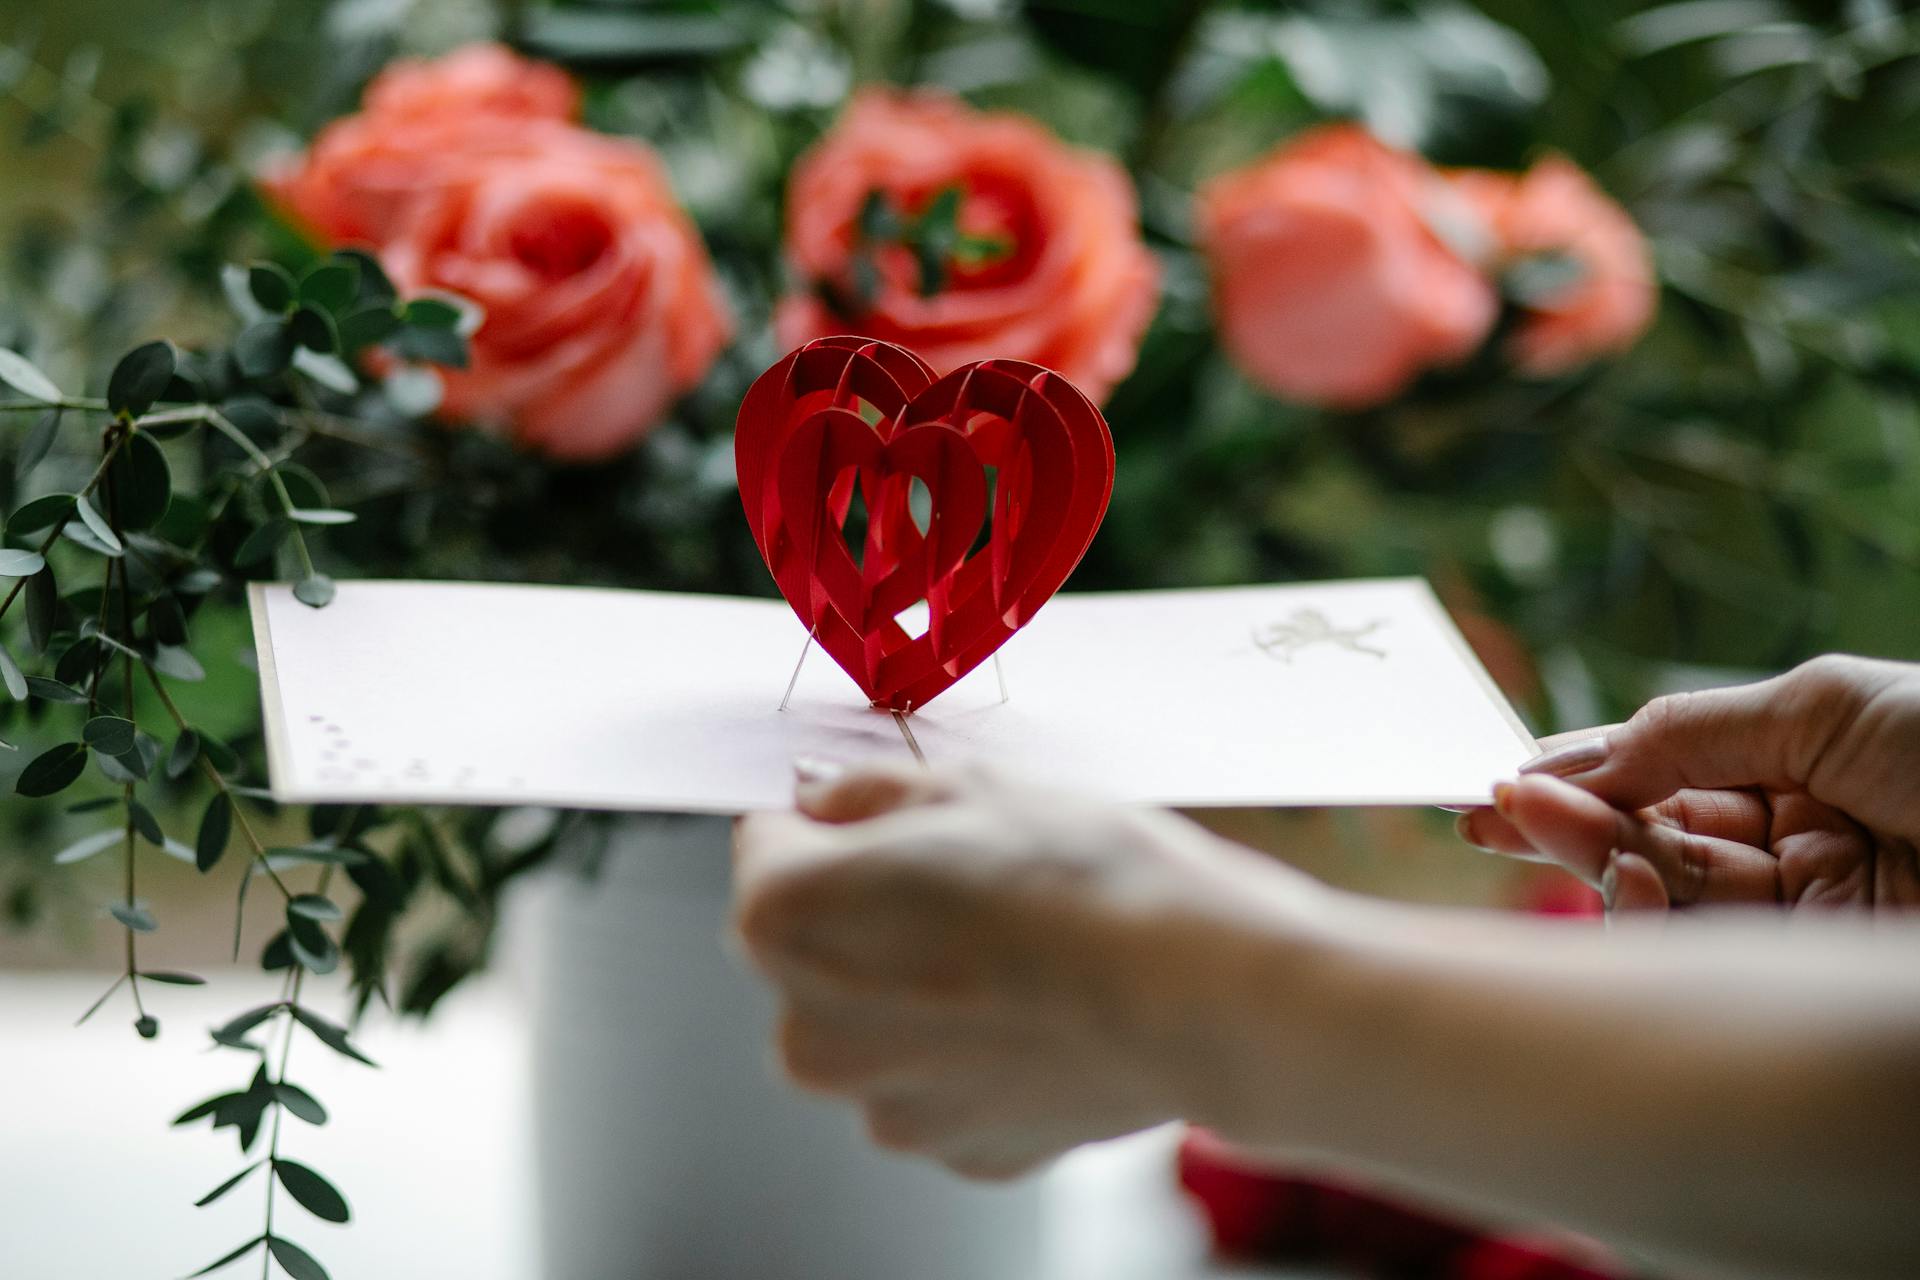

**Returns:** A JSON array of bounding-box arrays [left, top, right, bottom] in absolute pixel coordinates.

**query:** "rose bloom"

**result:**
[[777, 89, 1159, 405], [1197, 125, 1498, 409], [1454, 157, 1655, 376], [265, 43, 575, 246], [264, 44, 729, 460]]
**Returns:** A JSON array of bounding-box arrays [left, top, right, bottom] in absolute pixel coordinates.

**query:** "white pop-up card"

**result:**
[[250, 577, 1535, 813]]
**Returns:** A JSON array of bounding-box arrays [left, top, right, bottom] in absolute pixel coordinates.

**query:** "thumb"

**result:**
[[1525, 658, 1875, 813], [795, 759, 963, 824]]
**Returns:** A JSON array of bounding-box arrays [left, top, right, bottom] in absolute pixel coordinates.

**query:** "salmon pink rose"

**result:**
[[376, 124, 730, 460], [1197, 125, 1498, 409], [1453, 157, 1655, 376], [264, 43, 577, 246], [777, 89, 1158, 405]]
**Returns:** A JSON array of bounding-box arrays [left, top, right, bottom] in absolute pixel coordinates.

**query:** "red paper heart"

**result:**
[[737, 336, 1114, 711]]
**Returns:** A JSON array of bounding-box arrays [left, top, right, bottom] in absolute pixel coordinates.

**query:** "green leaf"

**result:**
[[268, 1235, 332, 1280], [24, 566, 56, 652], [517, 8, 747, 66], [286, 911, 339, 975], [338, 306, 400, 350], [109, 431, 172, 529], [266, 845, 364, 867], [184, 1234, 265, 1277], [140, 970, 206, 985], [401, 298, 462, 330], [234, 319, 294, 379], [208, 1002, 285, 1050], [235, 518, 291, 567], [74, 494, 123, 553], [286, 508, 355, 526], [127, 797, 164, 846], [196, 793, 231, 873], [288, 893, 342, 921], [0, 548, 45, 576], [194, 1161, 263, 1208], [135, 1014, 159, 1039], [9, 492, 75, 532], [51, 828, 121, 865], [82, 715, 137, 755], [0, 348, 62, 403], [273, 1084, 328, 1126], [388, 324, 468, 368], [334, 249, 395, 305], [249, 262, 296, 312], [291, 1006, 378, 1067], [175, 1092, 240, 1125], [25, 675, 86, 704], [289, 306, 340, 355], [149, 594, 188, 647], [106, 341, 177, 419], [166, 728, 200, 780], [298, 262, 359, 314], [110, 901, 156, 932], [16, 407, 61, 478], [293, 574, 336, 608], [273, 1160, 348, 1223], [151, 645, 205, 682], [17, 742, 87, 796], [0, 637, 24, 701], [94, 732, 157, 783], [200, 735, 240, 774]]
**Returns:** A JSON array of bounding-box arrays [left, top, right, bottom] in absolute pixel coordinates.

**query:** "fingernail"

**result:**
[[1521, 738, 1609, 778], [1600, 850, 1619, 914], [1491, 781, 1516, 817], [1454, 811, 1490, 851], [794, 756, 846, 787]]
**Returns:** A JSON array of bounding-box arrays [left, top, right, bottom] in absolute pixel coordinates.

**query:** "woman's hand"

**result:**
[[1458, 655, 1920, 912], [730, 763, 1328, 1181]]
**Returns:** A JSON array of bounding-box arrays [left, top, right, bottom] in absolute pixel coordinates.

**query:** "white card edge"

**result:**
[[1408, 579, 1539, 758], [248, 582, 299, 805]]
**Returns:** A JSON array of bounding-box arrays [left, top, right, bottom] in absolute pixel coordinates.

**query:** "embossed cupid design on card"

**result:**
[[736, 336, 1115, 713]]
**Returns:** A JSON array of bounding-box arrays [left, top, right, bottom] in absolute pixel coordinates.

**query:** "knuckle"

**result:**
[[777, 1012, 853, 1090], [1628, 690, 1693, 744]]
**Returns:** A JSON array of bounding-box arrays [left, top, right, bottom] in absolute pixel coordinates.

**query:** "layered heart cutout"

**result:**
[[737, 336, 1114, 711]]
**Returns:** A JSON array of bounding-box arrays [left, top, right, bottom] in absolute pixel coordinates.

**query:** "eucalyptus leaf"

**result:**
[[196, 792, 231, 873], [51, 828, 122, 865], [291, 1005, 378, 1067], [194, 1161, 263, 1208], [151, 645, 205, 682], [25, 675, 86, 704], [74, 494, 123, 553], [166, 727, 201, 780], [286, 912, 339, 974], [24, 566, 57, 652], [127, 797, 165, 846], [286, 508, 355, 526], [83, 715, 137, 755], [183, 1235, 265, 1277], [235, 518, 291, 566], [135, 1014, 159, 1039], [16, 742, 87, 796], [248, 261, 295, 312], [293, 573, 336, 608], [140, 970, 207, 985], [267, 1235, 332, 1280], [8, 492, 75, 532], [234, 318, 294, 379], [273, 1084, 329, 1126], [109, 431, 172, 529], [273, 1160, 349, 1223], [297, 261, 358, 314], [15, 407, 60, 478], [288, 893, 342, 921], [0, 637, 24, 701], [0, 348, 63, 403], [106, 340, 177, 419], [0, 548, 45, 576], [109, 901, 156, 932], [289, 305, 340, 355]]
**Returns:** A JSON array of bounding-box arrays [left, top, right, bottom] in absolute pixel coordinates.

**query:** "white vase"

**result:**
[[520, 814, 1047, 1280]]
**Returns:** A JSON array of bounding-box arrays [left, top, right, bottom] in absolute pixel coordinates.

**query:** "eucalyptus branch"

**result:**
[[139, 661, 295, 902], [0, 425, 128, 625]]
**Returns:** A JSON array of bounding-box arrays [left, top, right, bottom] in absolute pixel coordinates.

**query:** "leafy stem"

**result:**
[[0, 424, 128, 626]]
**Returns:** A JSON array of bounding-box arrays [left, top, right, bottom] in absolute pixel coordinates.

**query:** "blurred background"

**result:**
[[2, 0, 1917, 1277]]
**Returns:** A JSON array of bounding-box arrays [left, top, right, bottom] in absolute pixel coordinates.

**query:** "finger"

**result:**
[[1454, 806, 1550, 858], [1545, 659, 1887, 812], [1500, 774, 1775, 905], [1606, 850, 1670, 913], [797, 761, 964, 824], [1520, 725, 1623, 778]]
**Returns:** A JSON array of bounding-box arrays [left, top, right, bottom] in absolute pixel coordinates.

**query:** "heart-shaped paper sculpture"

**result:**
[[737, 336, 1114, 712]]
